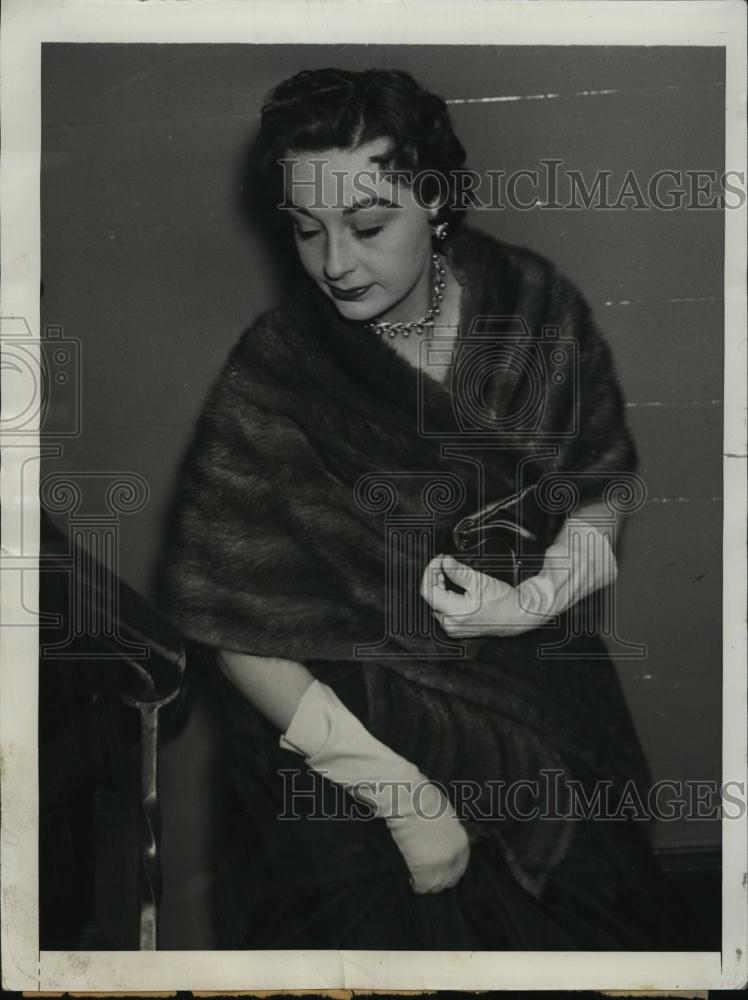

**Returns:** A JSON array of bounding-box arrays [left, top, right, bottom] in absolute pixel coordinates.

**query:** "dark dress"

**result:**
[[197, 652, 685, 951], [162, 226, 688, 951]]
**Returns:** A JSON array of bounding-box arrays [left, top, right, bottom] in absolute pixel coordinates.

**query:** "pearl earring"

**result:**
[[431, 221, 449, 241]]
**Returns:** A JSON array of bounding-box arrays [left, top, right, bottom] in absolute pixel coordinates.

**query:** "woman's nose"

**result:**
[[323, 234, 355, 282]]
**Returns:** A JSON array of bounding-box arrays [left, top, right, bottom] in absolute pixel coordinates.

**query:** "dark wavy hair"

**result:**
[[250, 67, 468, 234]]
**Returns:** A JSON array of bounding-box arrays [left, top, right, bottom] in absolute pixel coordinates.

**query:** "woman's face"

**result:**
[[283, 137, 436, 325]]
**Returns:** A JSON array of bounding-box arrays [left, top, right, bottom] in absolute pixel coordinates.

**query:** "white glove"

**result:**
[[518, 513, 618, 620], [422, 513, 618, 639], [279, 679, 470, 894]]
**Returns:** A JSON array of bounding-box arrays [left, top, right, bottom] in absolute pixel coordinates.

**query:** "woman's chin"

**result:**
[[329, 296, 385, 324]]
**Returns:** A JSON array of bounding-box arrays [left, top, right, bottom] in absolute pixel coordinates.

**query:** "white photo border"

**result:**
[[1, 0, 746, 991]]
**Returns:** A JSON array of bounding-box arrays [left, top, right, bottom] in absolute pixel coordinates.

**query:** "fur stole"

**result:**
[[159, 226, 648, 895]]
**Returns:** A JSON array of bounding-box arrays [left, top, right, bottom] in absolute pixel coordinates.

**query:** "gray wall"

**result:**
[[41, 44, 725, 945]]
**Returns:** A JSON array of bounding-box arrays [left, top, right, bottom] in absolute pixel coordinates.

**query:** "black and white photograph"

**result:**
[[1, 0, 746, 992]]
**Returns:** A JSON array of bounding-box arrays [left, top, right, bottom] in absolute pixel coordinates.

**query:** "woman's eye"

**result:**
[[294, 226, 321, 241], [354, 225, 384, 240]]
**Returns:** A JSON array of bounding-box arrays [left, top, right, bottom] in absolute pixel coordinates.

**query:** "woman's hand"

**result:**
[[384, 780, 470, 894], [278, 679, 470, 894], [420, 553, 555, 638]]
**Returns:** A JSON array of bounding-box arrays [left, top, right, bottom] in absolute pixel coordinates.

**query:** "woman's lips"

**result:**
[[328, 283, 372, 301]]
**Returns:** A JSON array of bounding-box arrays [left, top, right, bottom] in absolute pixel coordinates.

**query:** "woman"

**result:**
[[161, 68, 684, 950]]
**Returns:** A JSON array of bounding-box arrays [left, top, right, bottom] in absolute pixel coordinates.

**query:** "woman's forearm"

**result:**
[[520, 502, 624, 619], [216, 649, 315, 732], [216, 649, 470, 892]]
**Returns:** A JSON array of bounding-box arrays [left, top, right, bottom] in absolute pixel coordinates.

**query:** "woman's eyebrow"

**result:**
[[344, 196, 401, 214], [287, 196, 401, 216]]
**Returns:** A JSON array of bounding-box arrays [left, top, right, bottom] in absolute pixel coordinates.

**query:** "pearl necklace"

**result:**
[[366, 253, 446, 339]]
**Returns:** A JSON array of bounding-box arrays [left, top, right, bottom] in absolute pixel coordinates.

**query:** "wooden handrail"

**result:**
[[40, 508, 187, 949]]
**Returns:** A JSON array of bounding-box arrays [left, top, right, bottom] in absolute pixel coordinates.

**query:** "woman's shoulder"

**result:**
[[200, 286, 333, 421], [449, 225, 593, 331], [450, 225, 584, 297], [219, 294, 314, 383]]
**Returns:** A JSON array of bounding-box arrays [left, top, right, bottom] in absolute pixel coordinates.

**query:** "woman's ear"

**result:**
[[426, 199, 441, 225]]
